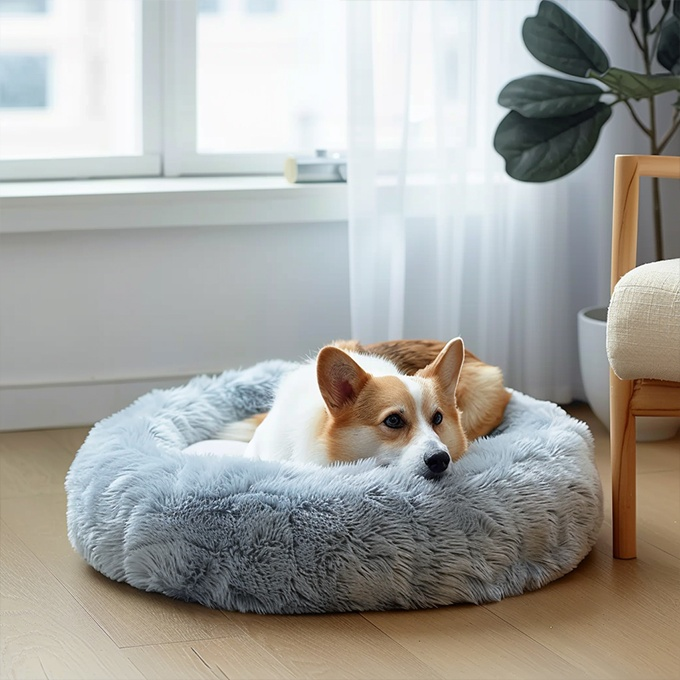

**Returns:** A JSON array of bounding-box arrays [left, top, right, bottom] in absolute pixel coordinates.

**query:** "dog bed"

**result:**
[[66, 359, 603, 614]]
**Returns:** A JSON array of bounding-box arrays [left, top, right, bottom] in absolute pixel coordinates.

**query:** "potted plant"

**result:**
[[493, 0, 680, 439]]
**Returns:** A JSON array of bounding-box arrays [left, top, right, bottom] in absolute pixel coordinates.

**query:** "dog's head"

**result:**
[[316, 338, 468, 473]]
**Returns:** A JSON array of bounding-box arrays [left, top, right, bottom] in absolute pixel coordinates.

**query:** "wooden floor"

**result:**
[[1, 404, 678, 680]]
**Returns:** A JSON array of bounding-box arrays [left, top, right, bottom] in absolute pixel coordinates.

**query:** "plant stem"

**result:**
[[651, 177, 664, 261], [650, 3, 670, 57], [641, 11, 664, 262], [648, 89, 664, 261], [648, 97, 663, 261], [658, 116, 680, 153], [622, 99, 653, 137], [628, 17, 645, 52]]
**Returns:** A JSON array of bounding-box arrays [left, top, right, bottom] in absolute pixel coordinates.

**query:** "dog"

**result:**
[[336, 338, 510, 442], [219, 336, 509, 474]]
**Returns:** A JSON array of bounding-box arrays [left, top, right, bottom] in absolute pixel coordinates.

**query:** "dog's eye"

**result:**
[[383, 414, 405, 429], [432, 411, 443, 426]]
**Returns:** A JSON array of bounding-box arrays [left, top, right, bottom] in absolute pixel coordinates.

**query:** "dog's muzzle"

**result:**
[[424, 450, 450, 474]]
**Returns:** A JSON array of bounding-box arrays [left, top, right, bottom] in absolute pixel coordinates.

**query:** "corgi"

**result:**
[[222, 338, 469, 474], [337, 338, 511, 442]]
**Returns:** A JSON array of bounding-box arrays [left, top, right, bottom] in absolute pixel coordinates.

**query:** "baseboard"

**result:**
[[0, 374, 202, 431]]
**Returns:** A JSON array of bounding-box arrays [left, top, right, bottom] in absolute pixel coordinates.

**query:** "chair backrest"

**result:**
[[611, 154, 680, 291]]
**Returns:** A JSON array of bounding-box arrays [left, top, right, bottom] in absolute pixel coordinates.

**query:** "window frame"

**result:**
[[0, 0, 162, 182], [0, 0, 317, 182], [162, 0, 296, 177]]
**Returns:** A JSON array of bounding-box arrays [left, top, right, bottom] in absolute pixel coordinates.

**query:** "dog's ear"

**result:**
[[317, 347, 370, 413], [417, 337, 465, 402]]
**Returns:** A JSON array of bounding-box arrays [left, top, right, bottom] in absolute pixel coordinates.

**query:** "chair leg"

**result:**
[[610, 371, 637, 559]]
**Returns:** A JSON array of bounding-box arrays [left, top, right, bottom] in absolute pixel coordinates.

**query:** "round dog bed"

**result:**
[[66, 360, 603, 614]]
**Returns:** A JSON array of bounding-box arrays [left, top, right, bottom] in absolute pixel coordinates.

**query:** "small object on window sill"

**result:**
[[284, 149, 347, 183]]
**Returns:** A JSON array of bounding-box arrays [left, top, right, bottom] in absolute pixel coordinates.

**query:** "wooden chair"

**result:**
[[608, 154, 680, 559]]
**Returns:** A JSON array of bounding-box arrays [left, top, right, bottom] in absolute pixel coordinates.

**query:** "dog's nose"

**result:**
[[424, 450, 450, 474]]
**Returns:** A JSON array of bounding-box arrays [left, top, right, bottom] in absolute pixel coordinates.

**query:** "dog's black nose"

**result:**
[[424, 450, 450, 474]]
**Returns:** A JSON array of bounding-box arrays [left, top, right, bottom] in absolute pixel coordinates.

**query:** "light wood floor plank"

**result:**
[[635, 434, 680, 474], [126, 636, 296, 680], [591, 528, 680, 622], [635, 471, 680, 558], [362, 605, 579, 680], [483, 543, 679, 679], [126, 611, 445, 680], [42, 426, 91, 457], [0, 495, 247, 649], [0, 431, 74, 499], [0, 521, 144, 680], [221, 612, 442, 680]]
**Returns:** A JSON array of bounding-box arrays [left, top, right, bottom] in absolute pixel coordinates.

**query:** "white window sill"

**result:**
[[0, 176, 348, 234]]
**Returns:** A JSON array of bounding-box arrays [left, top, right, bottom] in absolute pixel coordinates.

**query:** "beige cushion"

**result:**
[[607, 258, 680, 382]]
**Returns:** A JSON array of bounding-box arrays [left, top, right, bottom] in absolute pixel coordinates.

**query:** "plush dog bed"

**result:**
[[66, 360, 603, 614]]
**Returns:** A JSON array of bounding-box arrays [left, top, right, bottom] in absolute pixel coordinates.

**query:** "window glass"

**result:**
[[0, 0, 141, 160], [0, 0, 48, 14], [246, 0, 277, 14], [196, 0, 346, 154], [198, 0, 220, 14], [0, 54, 48, 108]]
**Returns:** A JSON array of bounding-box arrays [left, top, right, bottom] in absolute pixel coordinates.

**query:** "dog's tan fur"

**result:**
[[333, 339, 510, 441]]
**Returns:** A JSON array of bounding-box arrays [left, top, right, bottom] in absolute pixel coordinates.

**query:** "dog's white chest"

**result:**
[[244, 362, 329, 464]]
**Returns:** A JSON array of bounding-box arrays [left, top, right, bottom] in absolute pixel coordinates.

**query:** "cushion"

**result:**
[[65, 360, 603, 614], [607, 258, 680, 381]]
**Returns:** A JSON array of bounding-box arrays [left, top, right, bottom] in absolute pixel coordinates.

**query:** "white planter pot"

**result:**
[[577, 306, 680, 442]]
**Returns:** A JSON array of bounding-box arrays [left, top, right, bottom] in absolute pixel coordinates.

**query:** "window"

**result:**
[[0, 0, 142, 160], [196, 0, 346, 157], [0, 0, 346, 181]]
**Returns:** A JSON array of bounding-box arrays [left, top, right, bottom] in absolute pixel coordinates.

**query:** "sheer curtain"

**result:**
[[346, 0, 637, 403]]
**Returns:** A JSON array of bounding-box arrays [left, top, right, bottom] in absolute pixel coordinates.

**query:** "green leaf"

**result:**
[[522, 0, 610, 77], [498, 75, 604, 117], [589, 66, 680, 97], [493, 104, 612, 182], [611, 0, 637, 20], [612, 0, 654, 8], [668, 0, 680, 20], [613, 0, 656, 20], [657, 16, 680, 74]]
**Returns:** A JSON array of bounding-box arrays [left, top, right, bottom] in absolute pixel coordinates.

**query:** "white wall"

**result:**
[[0, 209, 351, 430]]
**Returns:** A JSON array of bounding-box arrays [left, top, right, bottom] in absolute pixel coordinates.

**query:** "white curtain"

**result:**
[[346, 0, 641, 404]]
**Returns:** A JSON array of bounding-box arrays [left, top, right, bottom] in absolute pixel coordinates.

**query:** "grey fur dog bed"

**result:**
[[66, 359, 603, 614]]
